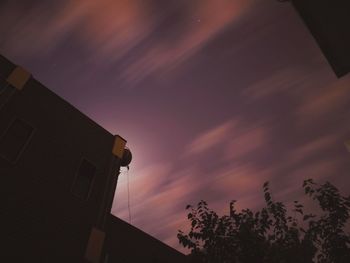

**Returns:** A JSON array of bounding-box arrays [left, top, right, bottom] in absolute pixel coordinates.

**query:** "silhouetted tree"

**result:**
[[178, 179, 350, 263]]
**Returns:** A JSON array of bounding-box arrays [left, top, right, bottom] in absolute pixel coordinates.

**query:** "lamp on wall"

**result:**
[[345, 140, 350, 152], [121, 147, 132, 167]]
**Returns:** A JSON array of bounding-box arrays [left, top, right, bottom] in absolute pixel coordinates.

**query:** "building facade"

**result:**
[[1, 54, 127, 262]]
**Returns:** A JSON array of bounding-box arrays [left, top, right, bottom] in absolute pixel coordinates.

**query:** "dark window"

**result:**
[[0, 79, 16, 110], [72, 159, 96, 200], [0, 118, 33, 163], [0, 79, 8, 95]]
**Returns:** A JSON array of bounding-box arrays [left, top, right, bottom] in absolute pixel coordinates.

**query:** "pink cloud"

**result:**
[[225, 126, 268, 160], [286, 134, 339, 165], [120, 0, 254, 85], [186, 116, 269, 163], [185, 120, 236, 155], [214, 165, 268, 192], [296, 74, 350, 124], [210, 164, 274, 209], [0, 0, 253, 84], [0, 0, 154, 59], [242, 68, 306, 100]]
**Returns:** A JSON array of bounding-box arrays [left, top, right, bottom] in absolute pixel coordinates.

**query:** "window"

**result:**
[[0, 118, 34, 163], [72, 159, 96, 200], [0, 79, 8, 95], [0, 79, 17, 111]]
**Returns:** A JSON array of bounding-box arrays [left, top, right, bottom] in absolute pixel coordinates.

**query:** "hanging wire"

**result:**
[[120, 166, 132, 223], [126, 166, 131, 223]]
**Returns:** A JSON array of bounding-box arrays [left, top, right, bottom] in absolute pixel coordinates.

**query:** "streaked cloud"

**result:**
[[296, 74, 350, 123], [0, 0, 153, 58], [0, 0, 253, 85], [286, 134, 339, 165], [242, 68, 306, 100], [185, 120, 236, 155], [186, 118, 269, 161], [225, 126, 268, 160]]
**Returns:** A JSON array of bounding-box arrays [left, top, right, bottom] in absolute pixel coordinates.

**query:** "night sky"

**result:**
[[1, 0, 350, 253]]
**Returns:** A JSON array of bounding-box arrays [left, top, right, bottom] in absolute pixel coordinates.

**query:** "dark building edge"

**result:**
[[104, 214, 188, 262], [291, 0, 349, 78], [0, 54, 114, 137]]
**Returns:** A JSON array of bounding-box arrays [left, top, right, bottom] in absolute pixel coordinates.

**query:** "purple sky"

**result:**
[[1, 0, 350, 253]]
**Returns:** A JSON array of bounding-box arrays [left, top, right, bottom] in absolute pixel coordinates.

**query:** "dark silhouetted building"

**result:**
[[292, 0, 350, 77], [1, 54, 186, 262], [103, 215, 186, 263]]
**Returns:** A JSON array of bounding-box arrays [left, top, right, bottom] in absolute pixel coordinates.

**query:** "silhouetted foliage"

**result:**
[[178, 179, 350, 263]]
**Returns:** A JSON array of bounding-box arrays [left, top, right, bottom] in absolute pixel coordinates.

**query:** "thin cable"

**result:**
[[126, 167, 131, 223]]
